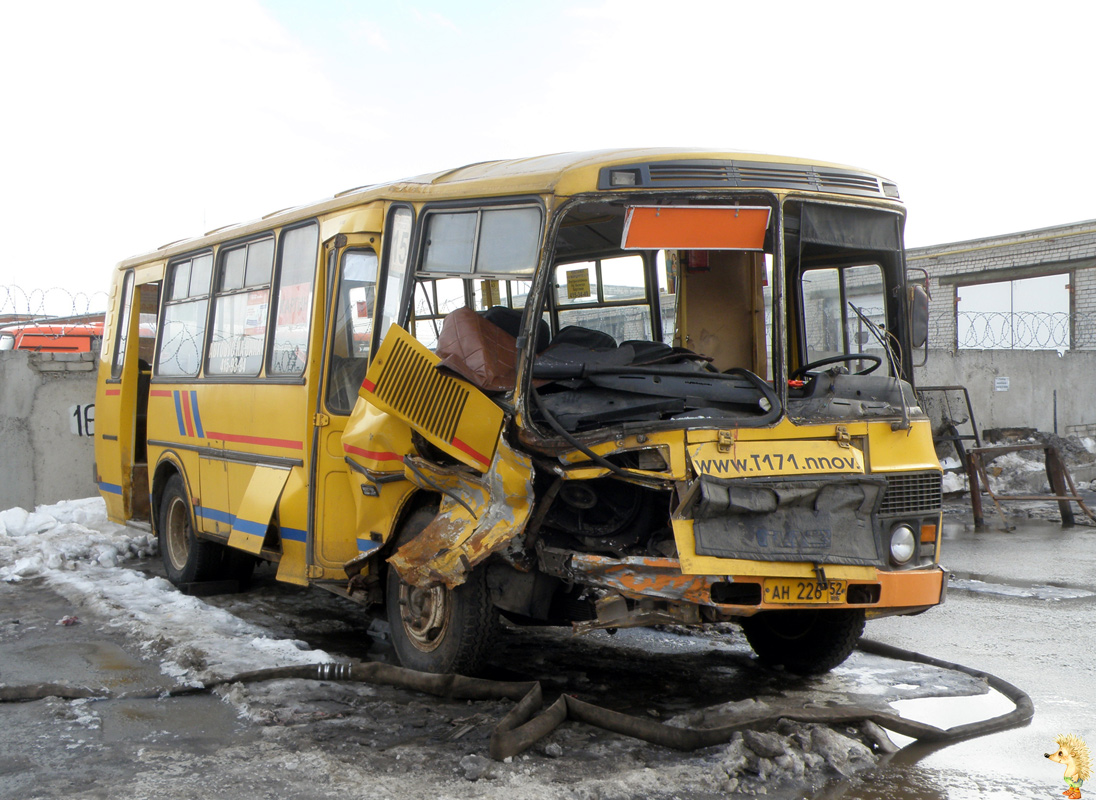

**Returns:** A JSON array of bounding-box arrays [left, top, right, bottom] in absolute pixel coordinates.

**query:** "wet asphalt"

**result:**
[[2, 500, 1095, 799]]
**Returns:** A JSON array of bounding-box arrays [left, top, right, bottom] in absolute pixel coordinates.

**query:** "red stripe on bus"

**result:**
[[181, 392, 196, 437], [206, 431, 304, 450], [361, 379, 376, 392], [450, 436, 491, 468], [150, 390, 174, 397], [343, 443, 402, 462], [105, 389, 121, 396]]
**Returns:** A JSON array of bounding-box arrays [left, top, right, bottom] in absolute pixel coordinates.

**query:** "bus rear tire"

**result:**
[[158, 474, 225, 585], [385, 507, 497, 675], [740, 608, 865, 675]]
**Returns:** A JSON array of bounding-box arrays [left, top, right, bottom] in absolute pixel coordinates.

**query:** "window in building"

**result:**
[[957, 273, 1070, 350]]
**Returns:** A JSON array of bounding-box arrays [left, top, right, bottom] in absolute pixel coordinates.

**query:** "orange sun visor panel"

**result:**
[[621, 205, 771, 251], [357, 324, 504, 472]]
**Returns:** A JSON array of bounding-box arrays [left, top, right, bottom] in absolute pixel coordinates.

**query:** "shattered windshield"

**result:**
[[527, 198, 780, 434]]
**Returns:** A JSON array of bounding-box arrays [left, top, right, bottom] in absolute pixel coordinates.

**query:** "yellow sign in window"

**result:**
[[480, 279, 501, 309], [566, 268, 591, 300]]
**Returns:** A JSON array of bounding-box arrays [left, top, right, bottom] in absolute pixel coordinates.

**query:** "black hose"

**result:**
[[0, 639, 1032, 762]]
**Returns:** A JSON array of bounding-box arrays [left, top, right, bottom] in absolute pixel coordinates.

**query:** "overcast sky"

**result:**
[[1, 0, 1093, 307]]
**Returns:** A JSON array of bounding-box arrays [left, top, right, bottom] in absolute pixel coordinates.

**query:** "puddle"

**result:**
[[99, 694, 253, 746], [884, 687, 1017, 748]]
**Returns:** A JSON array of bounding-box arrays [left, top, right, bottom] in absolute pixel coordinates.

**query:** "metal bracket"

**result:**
[[717, 430, 734, 453], [835, 425, 850, 448]]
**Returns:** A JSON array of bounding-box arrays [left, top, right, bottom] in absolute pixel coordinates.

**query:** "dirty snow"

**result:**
[[0, 495, 1028, 798], [949, 576, 1096, 601], [0, 498, 331, 683]]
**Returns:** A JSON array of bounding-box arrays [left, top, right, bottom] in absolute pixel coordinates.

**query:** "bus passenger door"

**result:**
[[310, 242, 380, 577], [96, 273, 159, 523]]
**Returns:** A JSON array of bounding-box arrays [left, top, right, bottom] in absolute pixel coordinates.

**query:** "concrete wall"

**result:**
[[0, 351, 98, 510], [916, 349, 1096, 438]]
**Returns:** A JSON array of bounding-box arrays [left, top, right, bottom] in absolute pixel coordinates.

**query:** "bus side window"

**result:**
[[157, 253, 212, 377], [411, 277, 467, 350], [327, 249, 378, 414], [206, 237, 274, 377], [137, 283, 160, 368], [111, 271, 135, 378], [552, 255, 652, 344], [269, 223, 319, 376]]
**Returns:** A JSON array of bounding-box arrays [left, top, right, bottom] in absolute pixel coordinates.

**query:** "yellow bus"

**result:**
[[95, 148, 943, 675]]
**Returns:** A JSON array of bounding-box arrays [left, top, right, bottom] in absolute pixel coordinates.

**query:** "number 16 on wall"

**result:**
[[70, 404, 95, 437]]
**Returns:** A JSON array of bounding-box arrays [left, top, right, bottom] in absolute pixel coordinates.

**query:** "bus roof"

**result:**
[[116, 147, 900, 271]]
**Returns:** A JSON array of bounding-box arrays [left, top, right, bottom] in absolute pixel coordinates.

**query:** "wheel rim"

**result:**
[[164, 495, 191, 572], [398, 581, 452, 653]]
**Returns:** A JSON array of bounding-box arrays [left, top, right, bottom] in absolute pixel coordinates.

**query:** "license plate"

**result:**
[[763, 578, 847, 605]]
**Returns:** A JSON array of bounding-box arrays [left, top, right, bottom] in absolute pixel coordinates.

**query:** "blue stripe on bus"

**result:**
[[196, 506, 235, 525], [282, 527, 307, 543], [98, 481, 123, 495], [234, 517, 269, 537], [189, 390, 205, 438], [173, 392, 186, 436], [356, 539, 380, 554], [195, 506, 306, 543]]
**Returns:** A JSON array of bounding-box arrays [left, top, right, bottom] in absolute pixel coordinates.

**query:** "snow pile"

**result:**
[[0, 499, 154, 580], [0, 497, 332, 683], [941, 470, 968, 494]]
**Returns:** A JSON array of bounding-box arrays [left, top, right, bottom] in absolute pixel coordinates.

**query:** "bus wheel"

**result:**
[[740, 609, 865, 675], [385, 507, 497, 675], [158, 474, 223, 585]]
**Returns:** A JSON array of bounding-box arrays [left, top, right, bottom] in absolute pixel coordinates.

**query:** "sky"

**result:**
[[1, 0, 1094, 310]]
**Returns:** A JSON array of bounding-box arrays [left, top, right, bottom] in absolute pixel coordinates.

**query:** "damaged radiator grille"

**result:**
[[878, 471, 943, 516], [600, 160, 893, 199], [373, 337, 469, 443]]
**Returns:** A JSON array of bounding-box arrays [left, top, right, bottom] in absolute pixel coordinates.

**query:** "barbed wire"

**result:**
[[955, 311, 1070, 349], [1, 285, 109, 320]]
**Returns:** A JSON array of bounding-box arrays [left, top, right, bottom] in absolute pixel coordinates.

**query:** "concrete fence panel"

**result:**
[[0, 351, 98, 510], [917, 349, 1096, 438]]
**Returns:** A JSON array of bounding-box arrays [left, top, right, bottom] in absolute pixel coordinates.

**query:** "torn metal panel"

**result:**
[[389, 436, 535, 589], [571, 594, 701, 634], [542, 547, 721, 606]]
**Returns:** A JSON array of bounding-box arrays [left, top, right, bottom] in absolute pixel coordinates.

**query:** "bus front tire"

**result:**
[[158, 474, 226, 585], [385, 507, 497, 675], [740, 608, 865, 675]]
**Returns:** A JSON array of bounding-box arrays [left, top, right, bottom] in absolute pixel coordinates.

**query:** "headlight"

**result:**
[[889, 524, 917, 565]]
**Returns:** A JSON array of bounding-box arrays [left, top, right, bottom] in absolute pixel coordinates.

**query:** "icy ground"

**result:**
[[0, 498, 1006, 799]]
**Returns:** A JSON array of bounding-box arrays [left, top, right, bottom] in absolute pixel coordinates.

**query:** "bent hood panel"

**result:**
[[357, 325, 504, 471]]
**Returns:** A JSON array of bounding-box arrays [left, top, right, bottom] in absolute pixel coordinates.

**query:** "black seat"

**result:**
[[551, 325, 617, 350], [483, 306, 550, 353]]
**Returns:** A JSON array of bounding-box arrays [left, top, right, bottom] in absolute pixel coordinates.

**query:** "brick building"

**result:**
[[907, 219, 1096, 351]]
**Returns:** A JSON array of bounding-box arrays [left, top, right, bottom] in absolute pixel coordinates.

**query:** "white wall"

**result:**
[[916, 349, 1096, 437]]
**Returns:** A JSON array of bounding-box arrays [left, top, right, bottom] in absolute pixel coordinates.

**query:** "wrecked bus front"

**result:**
[[341, 154, 943, 676]]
